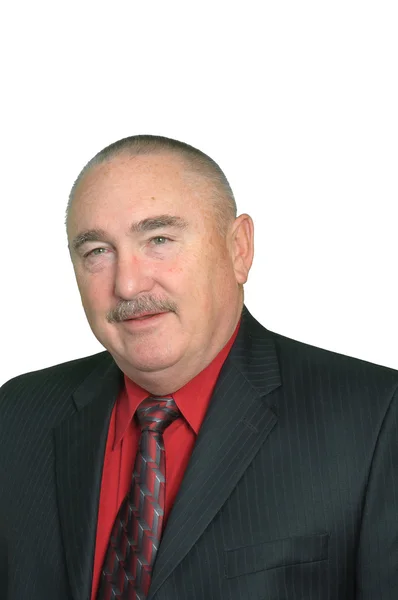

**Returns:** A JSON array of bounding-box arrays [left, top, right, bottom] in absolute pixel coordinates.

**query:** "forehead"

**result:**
[[69, 153, 213, 228]]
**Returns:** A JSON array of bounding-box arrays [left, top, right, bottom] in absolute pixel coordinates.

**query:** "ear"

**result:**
[[229, 214, 254, 284]]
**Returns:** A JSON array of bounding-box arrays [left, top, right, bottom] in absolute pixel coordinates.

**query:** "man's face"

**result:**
[[68, 153, 250, 388]]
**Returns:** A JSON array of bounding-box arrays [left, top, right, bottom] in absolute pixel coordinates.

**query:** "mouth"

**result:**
[[123, 311, 168, 321]]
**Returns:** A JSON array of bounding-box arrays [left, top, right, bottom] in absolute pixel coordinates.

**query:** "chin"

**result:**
[[118, 347, 182, 374]]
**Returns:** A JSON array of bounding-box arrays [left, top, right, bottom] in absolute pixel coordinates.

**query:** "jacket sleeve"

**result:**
[[356, 384, 398, 598]]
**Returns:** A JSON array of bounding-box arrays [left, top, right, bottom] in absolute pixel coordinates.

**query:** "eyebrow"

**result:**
[[70, 214, 189, 252]]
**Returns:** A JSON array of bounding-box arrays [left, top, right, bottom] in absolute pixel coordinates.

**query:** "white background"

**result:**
[[1, 1, 397, 386]]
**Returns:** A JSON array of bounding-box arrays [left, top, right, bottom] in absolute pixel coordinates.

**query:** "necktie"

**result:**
[[97, 396, 180, 600]]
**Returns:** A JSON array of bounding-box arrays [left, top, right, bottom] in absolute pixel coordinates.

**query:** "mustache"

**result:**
[[106, 295, 178, 323]]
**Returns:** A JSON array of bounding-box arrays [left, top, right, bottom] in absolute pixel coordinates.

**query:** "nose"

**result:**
[[114, 254, 154, 300]]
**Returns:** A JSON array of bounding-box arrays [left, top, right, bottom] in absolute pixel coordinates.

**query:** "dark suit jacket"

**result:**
[[1, 307, 398, 600]]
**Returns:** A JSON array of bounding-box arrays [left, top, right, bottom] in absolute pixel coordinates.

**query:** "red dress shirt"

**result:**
[[90, 323, 240, 599]]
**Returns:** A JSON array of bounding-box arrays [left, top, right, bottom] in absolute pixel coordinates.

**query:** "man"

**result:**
[[0, 135, 397, 600]]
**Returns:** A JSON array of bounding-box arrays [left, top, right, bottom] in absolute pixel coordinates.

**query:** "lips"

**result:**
[[125, 311, 166, 321]]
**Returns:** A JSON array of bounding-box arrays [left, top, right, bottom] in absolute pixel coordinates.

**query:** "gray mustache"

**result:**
[[106, 295, 177, 323]]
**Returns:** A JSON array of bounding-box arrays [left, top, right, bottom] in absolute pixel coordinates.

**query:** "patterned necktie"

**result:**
[[97, 396, 180, 600]]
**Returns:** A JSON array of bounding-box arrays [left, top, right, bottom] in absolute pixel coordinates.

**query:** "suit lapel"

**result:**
[[149, 307, 281, 598], [54, 355, 123, 600]]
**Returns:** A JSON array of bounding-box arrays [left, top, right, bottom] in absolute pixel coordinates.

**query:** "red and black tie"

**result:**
[[97, 396, 180, 600]]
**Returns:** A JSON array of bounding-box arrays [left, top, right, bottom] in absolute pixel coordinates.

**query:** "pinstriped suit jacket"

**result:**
[[1, 306, 398, 600]]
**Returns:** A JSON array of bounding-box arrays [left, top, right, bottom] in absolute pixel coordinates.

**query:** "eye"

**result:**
[[150, 236, 170, 245], [83, 247, 108, 258]]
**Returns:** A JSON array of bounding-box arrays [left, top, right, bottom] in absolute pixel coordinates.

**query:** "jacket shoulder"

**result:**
[[271, 328, 398, 393], [0, 351, 110, 400]]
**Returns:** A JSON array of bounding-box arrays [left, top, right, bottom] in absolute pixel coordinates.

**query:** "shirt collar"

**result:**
[[113, 380, 147, 449], [172, 322, 240, 434]]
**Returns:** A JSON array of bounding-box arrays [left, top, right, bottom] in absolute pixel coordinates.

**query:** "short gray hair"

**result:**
[[66, 134, 237, 235]]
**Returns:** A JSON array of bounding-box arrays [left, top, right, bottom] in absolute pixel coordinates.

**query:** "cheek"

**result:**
[[77, 274, 113, 314], [152, 256, 185, 287], [166, 265, 184, 275], [156, 260, 202, 307]]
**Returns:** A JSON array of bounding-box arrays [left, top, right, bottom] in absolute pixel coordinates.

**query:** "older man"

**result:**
[[0, 135, 397, 600]]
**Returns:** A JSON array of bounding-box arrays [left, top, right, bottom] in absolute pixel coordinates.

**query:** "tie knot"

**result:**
[[136, 396, 180, 434]]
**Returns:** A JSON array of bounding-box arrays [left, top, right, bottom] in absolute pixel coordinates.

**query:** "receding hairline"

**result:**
[[72, 149, 221, 193], [66, 135, 237, 234]]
